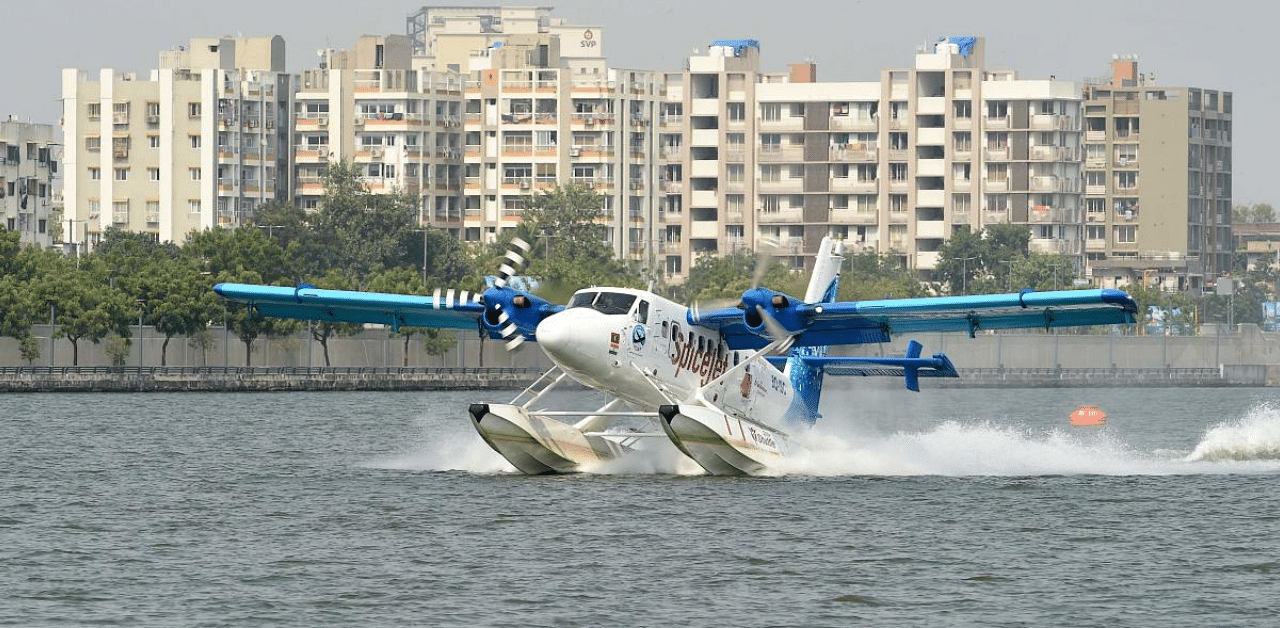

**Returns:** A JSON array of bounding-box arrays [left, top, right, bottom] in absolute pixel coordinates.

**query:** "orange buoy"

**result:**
[[1070, 405, 1107, 426]]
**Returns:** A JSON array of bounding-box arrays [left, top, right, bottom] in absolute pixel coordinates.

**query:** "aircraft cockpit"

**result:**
[[567, 291, 649, 322]]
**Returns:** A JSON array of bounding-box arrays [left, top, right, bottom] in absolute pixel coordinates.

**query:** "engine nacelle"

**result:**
[[480, 286, 560, 341], [740, 287, 809, 337]]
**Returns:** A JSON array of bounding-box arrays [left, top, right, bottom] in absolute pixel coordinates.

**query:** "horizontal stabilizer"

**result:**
[[770, 340, 957, 391]]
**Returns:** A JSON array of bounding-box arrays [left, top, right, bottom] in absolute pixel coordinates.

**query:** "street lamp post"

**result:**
[[48, 303, 56, 367], [137, 300, 146, 368], [413, 228, 429, 285], [957, 255, 979, 294]]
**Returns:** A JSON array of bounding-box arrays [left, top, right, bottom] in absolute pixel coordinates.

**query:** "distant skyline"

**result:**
[[4, 0, 1270, 203]]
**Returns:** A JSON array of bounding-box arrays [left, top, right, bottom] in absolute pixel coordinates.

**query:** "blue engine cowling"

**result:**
[[479, 286, 561, 341], [740, 287, 809, 337]]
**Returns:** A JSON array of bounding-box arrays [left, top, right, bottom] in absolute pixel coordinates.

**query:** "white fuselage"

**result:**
[[533, 288, 795, 425]]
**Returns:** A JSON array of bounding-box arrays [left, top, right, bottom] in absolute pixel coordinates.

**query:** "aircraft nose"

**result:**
[[536, 308, 598, 368]]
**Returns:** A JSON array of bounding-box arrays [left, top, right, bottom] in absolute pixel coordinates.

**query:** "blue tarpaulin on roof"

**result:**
[[942, 36, 976, 57], [709, 39, 760, 56]]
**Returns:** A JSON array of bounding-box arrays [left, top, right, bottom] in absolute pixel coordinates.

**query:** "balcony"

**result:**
[[830, 145, 877, 162]]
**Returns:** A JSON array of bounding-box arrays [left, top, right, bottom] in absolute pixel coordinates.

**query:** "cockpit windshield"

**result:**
[[566, 290, 637, 316]]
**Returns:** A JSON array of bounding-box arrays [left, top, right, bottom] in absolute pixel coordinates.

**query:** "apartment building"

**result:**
[[292, 35, 465, 222], [62, 36, 291, 246], [1081, 56, 1232, 292], [659, 37, 1084, 280], [0, 118, 58, 248], [408, 6, 664, 266]]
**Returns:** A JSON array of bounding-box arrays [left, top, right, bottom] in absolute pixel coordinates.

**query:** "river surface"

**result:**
[[4, 386, 1280, 627]]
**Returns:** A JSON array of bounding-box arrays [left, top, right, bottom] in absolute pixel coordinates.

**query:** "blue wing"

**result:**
[[213, 283, 487, 331], [692, 287, 1139, 350]]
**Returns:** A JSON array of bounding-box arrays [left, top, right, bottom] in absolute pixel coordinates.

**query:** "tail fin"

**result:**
[[786, 237, 845, 426]]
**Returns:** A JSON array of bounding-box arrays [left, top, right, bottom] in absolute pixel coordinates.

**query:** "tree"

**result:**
[[365, 266, 453, 366], [30, 258, 135, 365], [516, 183, 640, 298], [147, 259, 222, 366], [1233, 202, 1276, 224], [18, 334, 40, 365], [306, 269, 367, 366], [680, 248, 801, 305], [186, 226, 299, 365], [313, 161, 421, 278], [840, 252, 927, 301]]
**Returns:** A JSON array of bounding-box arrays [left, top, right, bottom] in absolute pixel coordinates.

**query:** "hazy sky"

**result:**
[[4, 0, 1271, 203]]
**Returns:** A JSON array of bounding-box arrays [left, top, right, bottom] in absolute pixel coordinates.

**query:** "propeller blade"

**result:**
[[755, 304, 795, 352], [751, 236, 780, 289], [492, 237, 532, 289]]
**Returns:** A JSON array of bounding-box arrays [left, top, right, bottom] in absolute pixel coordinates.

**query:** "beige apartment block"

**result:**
[[292, 35, 466, 224], [62, 36, 291, 248], [657, 37, 1084, 281], [0, 118, 59, 248], [1082, 56, 1232, 292], [408, 7, 664, 269]]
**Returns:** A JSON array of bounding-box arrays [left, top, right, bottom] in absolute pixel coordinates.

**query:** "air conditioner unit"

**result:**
[[248, 119, 259, 128], [354, 118, 365, 126], [570, 148, 582, 157], [318, 116, 328, 127], [585, 118, 595, 126], [318, 147, 329, 158], [265, 118, 274, 129], [371, 147, 383, 158], [519, 181, 531, 190], [146, 115, 160, 124]]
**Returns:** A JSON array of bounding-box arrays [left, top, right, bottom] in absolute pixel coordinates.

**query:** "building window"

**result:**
[[986, 163, 1008, 183], [1116, 171, 1138, 190], [953, 101, 972, 119], [855, 164, 877, 182], [190, 135, 201, 149], [112, 200, 129, 223], [114, 168, 128, 181], [89, 168, 101, 180], [890, 194, 907, 213], [149, 136, 161, 148], [726, 102, 745, 121], [953, 132, 971, 152], [1115, 225, 1137, 243], [889, 162, 908, 181], [854, 195, 876, 214], [190, 167, 202, 180], [952, 194, 971, 215], [188, 102, 202, 118], [188, 199, 201, 214], [85, 137, 101, 152], [87, 103, 101, 120], [145, 200, 160, 223], [148, 168, 160, 181], [760, 103, 781, 121]]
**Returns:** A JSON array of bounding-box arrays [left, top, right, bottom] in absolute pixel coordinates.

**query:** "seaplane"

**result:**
[[213, 236, 1137, 476]]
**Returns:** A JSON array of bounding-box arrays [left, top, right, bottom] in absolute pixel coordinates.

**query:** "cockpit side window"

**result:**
[[634, 300, 649, 323], [568, 291, 599, 309], [594, 292, 636, 315]]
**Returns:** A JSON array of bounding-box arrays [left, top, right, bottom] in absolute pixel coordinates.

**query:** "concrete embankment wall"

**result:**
[[4, 325, 1279, 388], [0, 367, 543, 393]]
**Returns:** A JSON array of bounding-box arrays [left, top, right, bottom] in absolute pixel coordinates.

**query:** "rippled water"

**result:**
[[4, 386, 1280, 627]]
